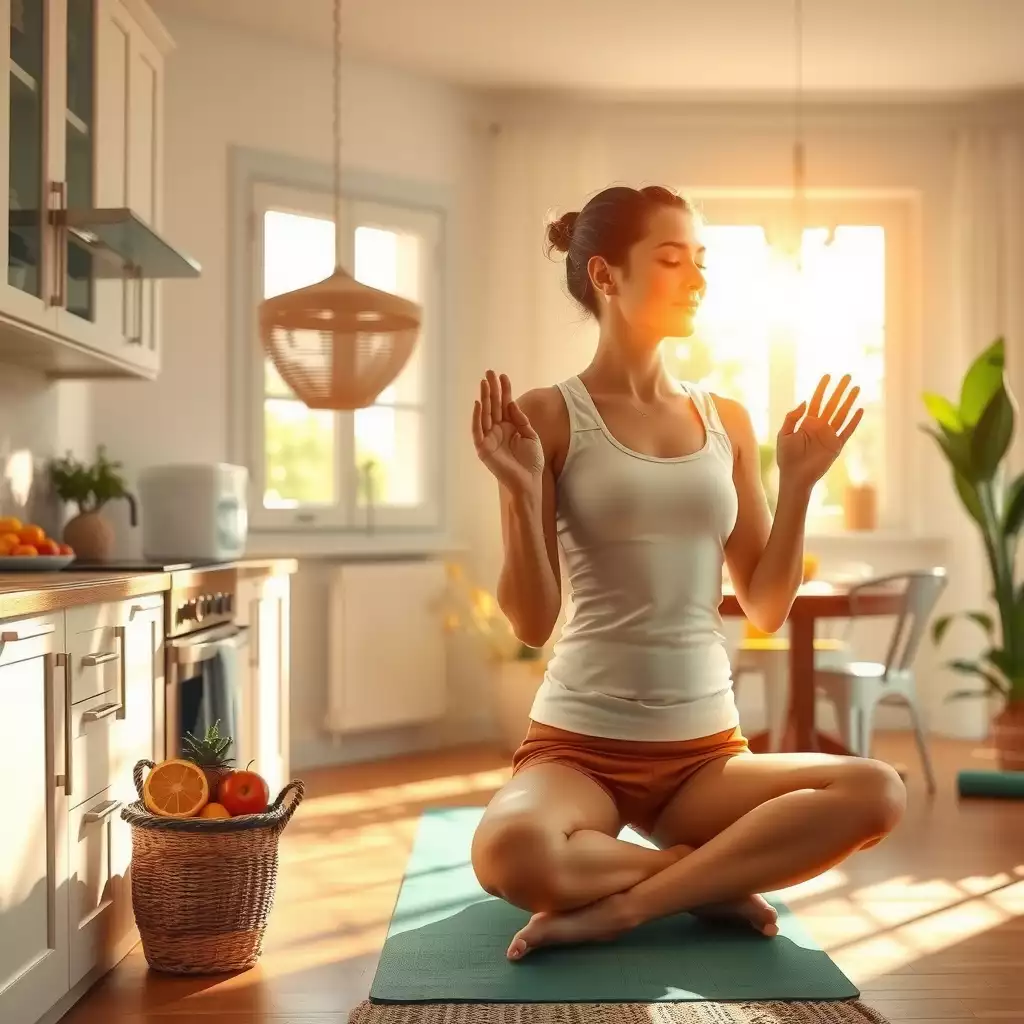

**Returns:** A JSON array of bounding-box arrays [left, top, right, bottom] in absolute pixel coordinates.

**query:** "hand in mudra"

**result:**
[[776, 374, 863, 492], [472, 370, 544, 493]]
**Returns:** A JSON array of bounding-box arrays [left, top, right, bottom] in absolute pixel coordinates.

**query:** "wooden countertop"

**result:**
[[0, 558, 298, 622]]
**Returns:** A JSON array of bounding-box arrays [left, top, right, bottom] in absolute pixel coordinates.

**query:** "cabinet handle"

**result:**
[[49, 181, 67, 308], [115, 626, 127, 721], [127, 267, 144, 345], [54, 652, 73, 799], [1, 623, 57, 650], [82, 650, 119, 667], [81, 701, 123, 722], [83, 799, 123, 825]]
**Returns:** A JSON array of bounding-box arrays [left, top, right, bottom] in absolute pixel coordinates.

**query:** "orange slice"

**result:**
[[143, 759, 210, 818]]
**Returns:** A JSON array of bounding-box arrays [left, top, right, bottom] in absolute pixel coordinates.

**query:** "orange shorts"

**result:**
[[511, 720, 750, 836]]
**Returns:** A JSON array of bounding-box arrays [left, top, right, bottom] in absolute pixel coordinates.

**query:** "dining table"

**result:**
[[720, 580, 905, 755]]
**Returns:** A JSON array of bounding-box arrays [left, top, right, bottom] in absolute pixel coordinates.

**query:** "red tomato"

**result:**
[[218, 766, 269, 816], [37, 538, 61, 556]]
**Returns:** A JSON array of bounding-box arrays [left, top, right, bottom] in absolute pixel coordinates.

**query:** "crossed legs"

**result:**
[[472, 750, 906, 959]]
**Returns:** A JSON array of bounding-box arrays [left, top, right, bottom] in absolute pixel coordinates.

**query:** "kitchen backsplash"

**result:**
[[0, 364, 89, 536]]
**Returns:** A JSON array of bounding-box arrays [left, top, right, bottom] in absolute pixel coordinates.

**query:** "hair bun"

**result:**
[[546, 211, 579, 254]]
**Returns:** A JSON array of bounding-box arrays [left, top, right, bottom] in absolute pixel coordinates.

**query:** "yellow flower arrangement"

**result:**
[[438, 560, 545, 662]]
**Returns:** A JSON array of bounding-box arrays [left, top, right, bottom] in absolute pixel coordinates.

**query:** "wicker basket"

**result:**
[[121, 759, 305, 974]]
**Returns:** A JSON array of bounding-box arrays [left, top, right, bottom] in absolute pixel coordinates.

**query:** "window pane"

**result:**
[[796, 226, 885, 519], [354, 406, 422, 507], [264, 399, 336, 508], [665, 225, 774, 438], [263, 210, 335, 300], [355, 225, 424, 405]]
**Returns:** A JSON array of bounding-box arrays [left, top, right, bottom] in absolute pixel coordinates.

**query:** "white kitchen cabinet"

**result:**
[[64, 596, 161, 988], [0, 615, 69, 1024], [238, 572, 291, 798], [0, 0, 193, 381]]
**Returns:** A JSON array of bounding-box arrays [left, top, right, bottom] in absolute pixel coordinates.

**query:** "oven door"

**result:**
[[166, 624, 251, 766]]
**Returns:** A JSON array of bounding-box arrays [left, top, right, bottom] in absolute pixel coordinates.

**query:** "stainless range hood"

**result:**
[[53, 207, 201, 279]]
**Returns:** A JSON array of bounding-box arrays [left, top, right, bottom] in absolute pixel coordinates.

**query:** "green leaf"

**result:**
[[932, 615, 952, 644], [959, 337, 1006, 427], [953, 469, 986, 527], [966, 611, 995, 634], [923, 392, 963, 432], [931, 612, 994, 645], [969, 385, 1016, 480], [1004, 472, 1024, 537], [946, 658, 1010, 694], [921, 426, 972, 480]]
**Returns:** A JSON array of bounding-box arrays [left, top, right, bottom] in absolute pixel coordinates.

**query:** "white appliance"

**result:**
[[138, 463, 249, 562]]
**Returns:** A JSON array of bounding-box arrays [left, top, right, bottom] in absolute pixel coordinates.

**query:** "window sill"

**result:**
[[805, 530, 948, 546], [243, 528, 468, 561]]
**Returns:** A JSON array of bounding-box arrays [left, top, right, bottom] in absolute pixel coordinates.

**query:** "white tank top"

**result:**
[[529, 375, 741, 742]]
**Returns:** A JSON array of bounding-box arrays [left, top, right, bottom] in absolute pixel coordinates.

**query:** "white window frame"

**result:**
[[228, 148, 451, 541], [690, 190, 916, 534]]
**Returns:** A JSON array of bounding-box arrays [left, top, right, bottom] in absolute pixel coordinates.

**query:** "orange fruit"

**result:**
[[58, 542, 75, 556], [0, 516, 21, 534], [36, 538, 61, 556], [0, 532, 20, 551], [17, 524, 45, 547], [11, 545, 38, 557], [143, 759, 210, 818], [198, 802, 231, 819]]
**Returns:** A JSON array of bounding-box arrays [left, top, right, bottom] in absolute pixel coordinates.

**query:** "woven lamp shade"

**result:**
[[260, 268, 421, 411]]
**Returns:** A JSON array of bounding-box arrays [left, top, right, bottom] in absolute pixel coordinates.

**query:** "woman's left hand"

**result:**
[[775, 374, 863, 493]]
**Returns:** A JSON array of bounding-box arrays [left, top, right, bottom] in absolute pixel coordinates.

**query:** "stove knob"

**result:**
[[195, 598, 206, 622], [214, 592, 224, 614], [224, 593, 234, 614]]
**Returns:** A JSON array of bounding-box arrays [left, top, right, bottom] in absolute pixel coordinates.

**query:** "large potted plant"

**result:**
[[49, 446, 138, 561], [922, 337, 1024, 769], [438, 561, 546, 753]]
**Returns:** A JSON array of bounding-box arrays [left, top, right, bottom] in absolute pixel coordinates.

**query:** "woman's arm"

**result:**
[[492, 387, 566, 647], [715, 375, 862, 634], [715, 397, 806, 633]]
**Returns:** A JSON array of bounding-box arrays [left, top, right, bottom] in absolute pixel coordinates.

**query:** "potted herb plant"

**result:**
[[922, 337, 1024, 769], [49, 446, 138, 561]]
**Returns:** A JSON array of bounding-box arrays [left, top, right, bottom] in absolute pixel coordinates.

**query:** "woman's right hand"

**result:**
[[472, 370, 544, 495]]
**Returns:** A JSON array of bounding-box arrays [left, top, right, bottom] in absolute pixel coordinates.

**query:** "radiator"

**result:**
[[325, 559, 448, 734]]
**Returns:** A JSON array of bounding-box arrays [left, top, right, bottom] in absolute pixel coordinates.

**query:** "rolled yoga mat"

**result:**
[[957, 769, 1024, 798], [369, 807, 859, 1005]]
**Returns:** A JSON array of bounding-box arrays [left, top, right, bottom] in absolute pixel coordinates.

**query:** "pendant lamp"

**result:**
[[258, 0, 421, 411]]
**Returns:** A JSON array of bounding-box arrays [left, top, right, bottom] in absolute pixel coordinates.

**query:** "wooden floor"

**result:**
[[64, 733, 1024, 1024]]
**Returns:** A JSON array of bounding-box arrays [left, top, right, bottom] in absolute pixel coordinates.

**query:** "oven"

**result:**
[[164, 567, 252, 766]]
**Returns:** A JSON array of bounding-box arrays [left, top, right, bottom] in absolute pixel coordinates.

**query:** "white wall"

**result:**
[[88, 13, 492, 768], [0, 367, 91, 536]]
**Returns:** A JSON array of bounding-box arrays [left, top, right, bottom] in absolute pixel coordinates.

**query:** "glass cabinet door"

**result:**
[[65, 0, 94, 322], [8, 0, 45, 299]]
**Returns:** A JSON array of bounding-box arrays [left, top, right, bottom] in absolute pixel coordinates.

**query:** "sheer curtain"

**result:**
[[937, 124, 1024, 737]]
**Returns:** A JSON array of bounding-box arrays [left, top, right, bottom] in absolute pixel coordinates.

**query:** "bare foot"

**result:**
[[694, 893, 780, 937], [506, 894, 633, 961]]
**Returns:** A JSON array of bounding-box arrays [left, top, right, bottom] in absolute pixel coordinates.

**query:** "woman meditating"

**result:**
[[469, 185, 906, 962]]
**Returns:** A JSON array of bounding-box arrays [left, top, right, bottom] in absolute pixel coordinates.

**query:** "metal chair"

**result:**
[[814, 568, 948, 794]]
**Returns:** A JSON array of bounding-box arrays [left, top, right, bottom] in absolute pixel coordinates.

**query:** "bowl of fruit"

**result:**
[[120, 724, 304, 974], [0, 516, 75, 570]]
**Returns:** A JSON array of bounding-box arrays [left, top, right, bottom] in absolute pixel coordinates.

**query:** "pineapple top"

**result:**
[[182, 720, 235, 769]]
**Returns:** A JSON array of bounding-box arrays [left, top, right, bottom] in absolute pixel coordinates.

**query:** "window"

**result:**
[[665, 196, 909, 532], [246, 181, 444, 533]]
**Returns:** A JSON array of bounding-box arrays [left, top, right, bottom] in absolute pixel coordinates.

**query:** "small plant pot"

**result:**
[[992, 701, 1024, 772], [63, 511, 114, 561]]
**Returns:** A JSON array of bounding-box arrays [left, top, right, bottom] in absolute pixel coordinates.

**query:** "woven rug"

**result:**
[[349, 999, 890, 1023]]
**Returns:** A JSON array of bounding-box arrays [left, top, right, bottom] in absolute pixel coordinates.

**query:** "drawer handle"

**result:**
[[82, 702, 123, 723], [53, 652, 73, 799], [1, 623, 57, 651], [83, 799, 122, 825], [82, 650, 119, 667]]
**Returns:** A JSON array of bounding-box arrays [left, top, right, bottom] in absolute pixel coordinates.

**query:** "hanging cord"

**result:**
[[792, 0, 805, 259], [333, 0, 343, 270]]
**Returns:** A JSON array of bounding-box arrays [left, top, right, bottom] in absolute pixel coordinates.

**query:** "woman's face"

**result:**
[[598, 206, 706, 342]]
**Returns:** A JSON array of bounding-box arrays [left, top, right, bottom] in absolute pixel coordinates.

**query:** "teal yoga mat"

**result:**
[[370, 807, 859, 1005], [958, 769, 1024, 798]]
